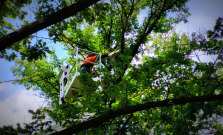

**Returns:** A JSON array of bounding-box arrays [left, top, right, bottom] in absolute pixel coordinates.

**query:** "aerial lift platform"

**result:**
[[58, 47, 101, 104]]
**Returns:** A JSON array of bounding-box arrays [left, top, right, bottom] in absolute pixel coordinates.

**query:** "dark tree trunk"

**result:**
[[0, 0, 99, 51], [51, 94, 223, 135]]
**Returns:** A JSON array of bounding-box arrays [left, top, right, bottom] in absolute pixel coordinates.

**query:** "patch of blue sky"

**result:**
[[0, 59, 15, 81], [12, 109, 18, 114], [175, 0, 223, 34], [0, 84, 17, 101], [0, 1, 66, 126]]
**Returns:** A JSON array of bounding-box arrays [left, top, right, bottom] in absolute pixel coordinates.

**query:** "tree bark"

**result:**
[[0, 0, 99, 51], [51, 94, 223, 135]]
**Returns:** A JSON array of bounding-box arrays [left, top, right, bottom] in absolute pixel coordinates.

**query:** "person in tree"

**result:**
[[80, 53, 98, 73], [80, 50, 120, 73]]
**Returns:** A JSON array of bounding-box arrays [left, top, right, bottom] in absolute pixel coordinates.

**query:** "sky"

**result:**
[[176, 0, 223, 34], [0, 0, 223, 128]]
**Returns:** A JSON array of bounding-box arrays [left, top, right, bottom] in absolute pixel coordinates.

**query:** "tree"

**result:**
[[0, 0, 99, 61], [1, 0, 223, 134], [0, 0, 31, 36], [0, 0, 99, 51]]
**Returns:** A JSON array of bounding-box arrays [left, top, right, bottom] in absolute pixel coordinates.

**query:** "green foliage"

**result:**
[[0, 0, 31, 34], [1, 0, 223, 134], [0, 0, 33, 61], [0, 0, 58, 62], [20, 39, 53, 61], [0, 125, 18, 135], [11, 55, 60, 99]]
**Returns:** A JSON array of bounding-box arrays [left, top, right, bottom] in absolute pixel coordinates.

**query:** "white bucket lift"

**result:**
[[58, 47, 101, 104]]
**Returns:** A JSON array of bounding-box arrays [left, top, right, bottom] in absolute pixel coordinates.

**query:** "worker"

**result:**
[[80, 50, 120, 73], [80, 54, 98, 73]]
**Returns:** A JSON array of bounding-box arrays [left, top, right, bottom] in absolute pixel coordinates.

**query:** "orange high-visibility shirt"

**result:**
[[82, 55, 97, 65]]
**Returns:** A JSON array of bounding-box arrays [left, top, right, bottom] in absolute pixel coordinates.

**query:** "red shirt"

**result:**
[[82, 55, 97, 65]]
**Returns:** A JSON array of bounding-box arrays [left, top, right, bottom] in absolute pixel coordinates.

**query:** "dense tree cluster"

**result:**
[[0, 0, 223, 134]]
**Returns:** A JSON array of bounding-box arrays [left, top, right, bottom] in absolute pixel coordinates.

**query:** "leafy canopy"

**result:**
[[1, 0, 223, 134]]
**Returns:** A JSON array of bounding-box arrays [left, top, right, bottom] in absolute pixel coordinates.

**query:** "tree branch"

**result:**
[[0, 0, 99, 51], [0, 75, 39, 83], [120, 0, 135, 53], [115, 113, 133, 135], [51, 94, 223, 135], [107, 19, 113, 51], [131, 0, 168, 57], [61, 34, 85, 59], [38, 74, 59, 92], [117, 0, 170, 83], [117, 0, 127, 18], [73, 24, 92, 51]]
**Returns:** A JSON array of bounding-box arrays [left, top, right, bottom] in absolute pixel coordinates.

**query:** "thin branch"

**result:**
[[145, 0, 167, 34], [107, 19, 113, 51], [33, 79, 51, 94], [61, 34, 85, 59], [38, 74, 59, 92], [32, 35, 53, 40], [0, 75, 39, 83], [115, 113, 133, 135], [120, 0, 135, 53], [214, 50, 222, 66], [117, 0, 127, 17], [115, 0, 170, 83], [193, 50, 201, 63]]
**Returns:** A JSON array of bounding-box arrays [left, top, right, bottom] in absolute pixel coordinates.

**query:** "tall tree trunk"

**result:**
[[0, 0, 99, 51]]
